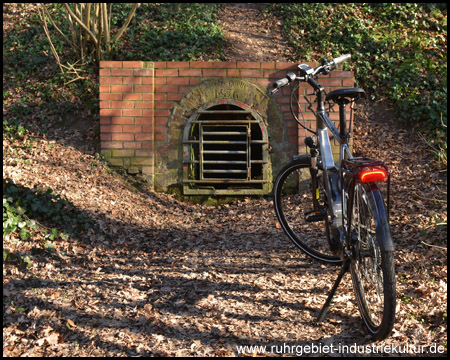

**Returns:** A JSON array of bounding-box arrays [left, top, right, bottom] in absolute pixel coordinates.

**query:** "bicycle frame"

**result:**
[[309, 78, 350, 238]]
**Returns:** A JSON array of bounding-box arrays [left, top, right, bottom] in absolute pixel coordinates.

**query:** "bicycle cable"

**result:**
[[290, 81, 317, 135]]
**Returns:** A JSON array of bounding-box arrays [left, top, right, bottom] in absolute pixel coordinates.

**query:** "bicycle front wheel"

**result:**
[[349, 183, 396, 340], [273, 161, 341, 264]]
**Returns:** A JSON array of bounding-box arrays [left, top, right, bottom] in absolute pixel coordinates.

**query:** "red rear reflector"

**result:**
[[359, 169, 387, 182]]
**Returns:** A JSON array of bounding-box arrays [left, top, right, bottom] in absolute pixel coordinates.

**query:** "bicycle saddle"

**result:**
[[326, 88, 366, 103]]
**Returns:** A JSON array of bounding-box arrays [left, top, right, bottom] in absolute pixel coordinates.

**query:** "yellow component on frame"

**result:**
[[316, 188, 320, 200]]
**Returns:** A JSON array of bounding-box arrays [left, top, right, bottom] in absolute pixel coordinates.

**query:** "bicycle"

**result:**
[[271, 54, 396, 340]]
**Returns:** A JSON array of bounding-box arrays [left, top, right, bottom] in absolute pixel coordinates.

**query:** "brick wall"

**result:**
[[99, 61, 354, 190]]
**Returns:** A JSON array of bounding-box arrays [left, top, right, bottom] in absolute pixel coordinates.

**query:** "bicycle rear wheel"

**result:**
[[349, 183, 396, 340], [274, 161, 341, 264]]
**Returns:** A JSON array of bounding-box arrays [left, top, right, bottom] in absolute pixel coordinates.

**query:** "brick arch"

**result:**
[[154, 78, 290, 193]]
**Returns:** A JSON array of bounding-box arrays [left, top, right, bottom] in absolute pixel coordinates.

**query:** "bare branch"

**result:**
[[63, 3, 98, 46], [112, 3, 139, 43]]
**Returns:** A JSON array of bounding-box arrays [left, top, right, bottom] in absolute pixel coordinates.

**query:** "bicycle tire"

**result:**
[[348, 183, 396, 340], [274, 161, 341, 264]]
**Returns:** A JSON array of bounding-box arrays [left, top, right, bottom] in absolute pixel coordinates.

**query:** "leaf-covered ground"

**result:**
[[3, 98, 447, 356]]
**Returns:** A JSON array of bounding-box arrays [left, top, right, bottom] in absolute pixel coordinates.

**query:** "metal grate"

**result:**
[[183, 105, 270, 195]]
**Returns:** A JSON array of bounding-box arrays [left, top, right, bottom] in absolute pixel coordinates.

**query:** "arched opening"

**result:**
[[182, 100, 271, 195]]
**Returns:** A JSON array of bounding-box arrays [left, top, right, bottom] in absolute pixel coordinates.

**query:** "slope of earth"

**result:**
[[3, 3, 447, 357], [219, 3, 294, 61]]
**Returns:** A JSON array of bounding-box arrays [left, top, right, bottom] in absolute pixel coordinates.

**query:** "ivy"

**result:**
[[3, 178, 93, 249], [264, 4, 447, 158]]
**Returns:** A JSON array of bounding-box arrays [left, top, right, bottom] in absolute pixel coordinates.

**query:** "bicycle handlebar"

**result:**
[[332, 54, 351, 66], [271, 54, 351, 94]]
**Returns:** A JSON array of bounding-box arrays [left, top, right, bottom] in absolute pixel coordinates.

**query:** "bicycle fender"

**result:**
[[372, 189, 395, 252], [292, 154, 311, 166]]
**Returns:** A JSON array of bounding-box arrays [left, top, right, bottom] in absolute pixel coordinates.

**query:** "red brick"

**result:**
[[111, 117, 134, 125], [99, 101, 110, 109], [134, 69, 154, 76], [168, 93, 182, 101], [179, 86, 191, 94], [342, 79, 354, 86], [179, 69, 202, 77], [203, 69, 226, 77], [122, 61, 142, 68], [123, 125, 141, 133], [101, 125, 122, 133], [100, 116, 111, 125], [135, 118, 153, 125], [142, 126, 154, 133], [123, 109, 142, 117], [167, 77, 189, 85], [110, 101, 133, 109], [101, 141, 123, 149], [167, 61, 190, 68], [275, 62, 297, 70], [318, 78, 341, 86], [213, 62, 237, 68], [142, 94, 154, 101], [100, 109, 121, 117], [241, 70, 262, 78], [135, 134, 153, 141], [143, 110, 154, 117], [135, 85, 154, 93], [134, 102, 155, 109], [227, 69, 239, 77], [155, 102, 175, 109], [123, 93, 141, 101], [101, 77, 122, 85], [261, 62, 275, 69], [99, 86, 110, 93], [332, 70, 353, 78], [154, 110, 170, 117], [237, 62, 260, 69], [100, 93, 122, 101], [123, 142, 142, 149], [142, 77, 154, 85], [111, 85, 133, 93], [112, 133, 134, 141], [99, 68, 110, 76], [154, 62, 167, 68], [100, 61, 122, 68], [155, 85, 178, 93], [189, 61, 213, 68], [155, 69, 178, 77], [111, 69, 133, 76], [122, 77, 142, 85]]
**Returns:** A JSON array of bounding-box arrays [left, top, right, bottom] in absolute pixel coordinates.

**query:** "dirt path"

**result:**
[[219, 3, 294, 62]]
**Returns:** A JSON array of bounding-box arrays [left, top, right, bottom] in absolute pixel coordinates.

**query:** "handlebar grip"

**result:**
[[333, 54, 351, 65], [273, 78, 289, 89]]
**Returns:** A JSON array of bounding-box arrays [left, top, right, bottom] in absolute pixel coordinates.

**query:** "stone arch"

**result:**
[[154, 78, 295, 192]]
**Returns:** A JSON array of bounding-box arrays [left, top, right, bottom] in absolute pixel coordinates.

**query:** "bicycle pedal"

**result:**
[[305, 209, 326, 222]]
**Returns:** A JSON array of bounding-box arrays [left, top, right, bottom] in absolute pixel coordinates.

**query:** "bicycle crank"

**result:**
[[305, 209, 327, 222]]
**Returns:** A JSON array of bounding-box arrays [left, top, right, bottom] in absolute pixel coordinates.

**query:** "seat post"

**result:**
[[338, 99, 350, 145]]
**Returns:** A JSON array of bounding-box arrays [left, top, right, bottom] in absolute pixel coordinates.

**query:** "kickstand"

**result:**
[[316, 260, 350, 322]]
